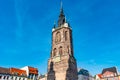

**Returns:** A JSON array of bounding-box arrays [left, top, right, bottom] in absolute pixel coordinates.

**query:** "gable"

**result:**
[[103, 71, 115, 77]]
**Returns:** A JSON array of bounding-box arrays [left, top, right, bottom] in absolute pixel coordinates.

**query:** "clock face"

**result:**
[[55, 32, 61, 43], [53, 56, 61, 62]]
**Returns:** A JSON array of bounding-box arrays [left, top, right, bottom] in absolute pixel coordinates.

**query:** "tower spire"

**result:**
[[58, 0, 65, 27], [60, 0, 63, 13], [60, 0, 64, 16]]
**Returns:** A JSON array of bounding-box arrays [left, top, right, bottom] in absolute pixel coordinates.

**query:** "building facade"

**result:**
[[39, 74, 47, 80], [9, 68, 27, 80], [21, 66, 38, 80], [95, 74, 102, 80], [0, 66, 38, 80], [47, 2, 78, 80], [78, 68, 89, 80], [0, 67, 10, 80], [78, 68, 94, 80], [95, 67, 120, 80], [0, 67, 27, 80], [101, 67, 119, 80]]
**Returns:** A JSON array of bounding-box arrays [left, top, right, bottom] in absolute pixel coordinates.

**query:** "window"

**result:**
[[3, 76, 6, 79], [65, 31, 68, 41], [55, 32, 61, 43], [0, 76, 2, 79], [15, 72, 18, 75], [59, 46, 62, 55], [67, 46, 69, 53], [15, 77, 17, 80], [11, 76, 13, 79], [53, 48, 57, 57], [7, 76, 9, 79]]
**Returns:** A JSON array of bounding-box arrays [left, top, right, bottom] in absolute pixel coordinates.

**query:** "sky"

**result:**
[[0, 0, 120, 76]]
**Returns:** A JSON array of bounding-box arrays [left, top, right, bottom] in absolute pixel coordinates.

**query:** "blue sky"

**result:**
[[0, 0, 120, 75]]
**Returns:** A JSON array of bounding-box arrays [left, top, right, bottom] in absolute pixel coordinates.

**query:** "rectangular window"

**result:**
[[0, 76, 2, 79], [3, 76, 6, 79], [7, 76, 9, 79], [11, 76, 13, 79], [15, 77, 17, 80]]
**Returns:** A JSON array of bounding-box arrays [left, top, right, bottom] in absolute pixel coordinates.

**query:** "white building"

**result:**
[[9, 68, 27, 80], [0, 67, 27, 80], [94, 74, 102, 80], [39, 74, 47, 80], [21, 66, 38, 80], [0, 67, 10, 80]]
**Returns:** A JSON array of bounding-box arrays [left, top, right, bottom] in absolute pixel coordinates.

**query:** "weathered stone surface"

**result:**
[[47, 24, 78, 80]]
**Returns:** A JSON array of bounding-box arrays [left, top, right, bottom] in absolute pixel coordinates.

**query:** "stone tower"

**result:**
[[47, 2, 78, 80]]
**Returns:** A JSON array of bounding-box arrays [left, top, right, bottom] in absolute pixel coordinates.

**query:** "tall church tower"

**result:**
[[47, 2, 78, 80]]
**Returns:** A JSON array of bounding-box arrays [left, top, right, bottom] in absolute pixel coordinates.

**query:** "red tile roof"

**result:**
[[97, 74, 102, 78], [28, 66, 38, 75], [10, 68, 27, 76]]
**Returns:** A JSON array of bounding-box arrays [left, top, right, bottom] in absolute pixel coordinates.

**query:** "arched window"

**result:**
[[55, 32, 61, 43], [67, 46, 69, 53], [53, 48, 57, 57], [59, 46, 62, 56], [65, 31, 68, 41]]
